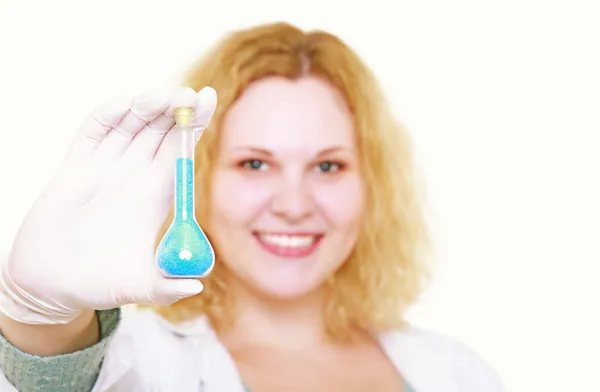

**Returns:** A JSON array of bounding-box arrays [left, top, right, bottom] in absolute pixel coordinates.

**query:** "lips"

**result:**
[[253, 232, 323, 257]]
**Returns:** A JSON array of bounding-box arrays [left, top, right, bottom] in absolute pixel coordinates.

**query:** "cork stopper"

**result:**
[[174, 107, 194, 127]]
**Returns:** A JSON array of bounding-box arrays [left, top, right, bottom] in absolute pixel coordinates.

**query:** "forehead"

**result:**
[[220, 76, 355, 152]]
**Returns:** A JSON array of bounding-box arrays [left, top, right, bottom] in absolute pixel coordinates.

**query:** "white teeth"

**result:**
[[258, 234, 316, 248]]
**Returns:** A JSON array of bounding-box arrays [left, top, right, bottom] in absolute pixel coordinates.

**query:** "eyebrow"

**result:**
[[232, 146, 352, 157], [233, 147, 273, 156], [316, 146, 352, 157]]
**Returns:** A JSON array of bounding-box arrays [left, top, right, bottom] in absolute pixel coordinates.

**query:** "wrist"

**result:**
[[0, 309, 100, 356]]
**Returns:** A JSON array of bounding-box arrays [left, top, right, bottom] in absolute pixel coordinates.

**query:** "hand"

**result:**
[[0, 86, 217, 324]]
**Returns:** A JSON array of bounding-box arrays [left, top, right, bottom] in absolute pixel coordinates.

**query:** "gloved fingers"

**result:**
[[63, 97, 132, 164], [91, 91, 171, 162], [123, 87, 200, 163]]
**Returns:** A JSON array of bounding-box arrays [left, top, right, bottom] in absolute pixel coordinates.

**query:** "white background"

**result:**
[[1, 0, 599, 390]]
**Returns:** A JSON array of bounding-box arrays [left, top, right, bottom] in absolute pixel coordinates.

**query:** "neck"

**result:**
[[217, 277, 332, 350]]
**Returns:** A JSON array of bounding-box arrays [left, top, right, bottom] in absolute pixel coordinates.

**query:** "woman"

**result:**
[[0, 22, 503, 391]]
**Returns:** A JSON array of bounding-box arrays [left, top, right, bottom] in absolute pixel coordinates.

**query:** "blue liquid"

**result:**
[[156, 157, 214, 278]]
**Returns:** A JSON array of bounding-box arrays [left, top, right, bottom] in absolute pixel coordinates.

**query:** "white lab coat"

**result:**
[[0, 308, 505, 392]]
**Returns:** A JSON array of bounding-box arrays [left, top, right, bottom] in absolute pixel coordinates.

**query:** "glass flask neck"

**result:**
[[173, 125, 196, 221]]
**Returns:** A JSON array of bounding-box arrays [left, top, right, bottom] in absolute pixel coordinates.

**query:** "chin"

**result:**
[[247, 272, 323, 301], [261, 283, 315, 300]]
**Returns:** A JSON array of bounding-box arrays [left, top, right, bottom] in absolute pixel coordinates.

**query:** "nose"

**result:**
[[270, 175, 314, 222]]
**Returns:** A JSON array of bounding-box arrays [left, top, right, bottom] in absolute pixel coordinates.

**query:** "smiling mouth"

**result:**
[[253, 232, 323, 257]]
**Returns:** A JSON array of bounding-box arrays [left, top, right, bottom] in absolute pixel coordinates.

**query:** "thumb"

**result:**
[[150, 278, 204, 305], [191, 86, 218, 134]]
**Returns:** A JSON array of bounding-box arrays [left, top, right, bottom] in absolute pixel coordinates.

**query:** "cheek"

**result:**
[[313, 175, 365, 227], [209, 172, 272, 228]]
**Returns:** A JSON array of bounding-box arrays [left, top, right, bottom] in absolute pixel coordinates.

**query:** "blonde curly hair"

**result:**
[[151, 21, 432, 340]]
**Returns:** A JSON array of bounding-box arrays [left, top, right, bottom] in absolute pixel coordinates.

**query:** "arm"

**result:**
[[0, 308, 120, 392]]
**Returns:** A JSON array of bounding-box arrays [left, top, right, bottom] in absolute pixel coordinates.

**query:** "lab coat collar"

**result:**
[[151, 311, 458, 392]]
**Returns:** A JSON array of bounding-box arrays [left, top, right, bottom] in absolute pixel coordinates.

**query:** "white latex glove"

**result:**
[[0, 86, 217, 325]]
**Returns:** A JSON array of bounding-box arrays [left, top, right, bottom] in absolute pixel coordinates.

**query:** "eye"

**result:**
[[242, 159, 268, 171], [316, 161, 341, 173]]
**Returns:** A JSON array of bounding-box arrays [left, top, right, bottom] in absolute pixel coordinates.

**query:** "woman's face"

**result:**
[[208, 76, 365, 299]]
